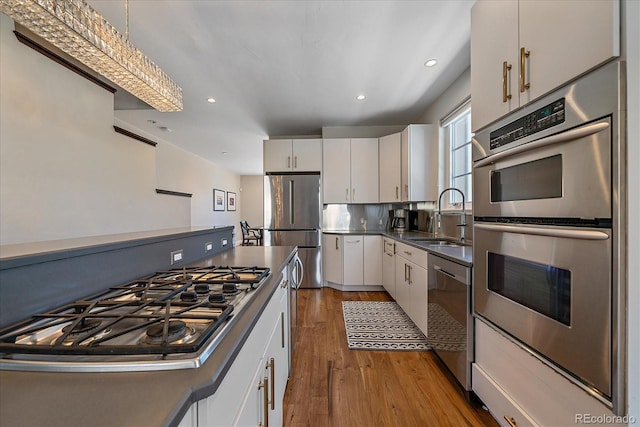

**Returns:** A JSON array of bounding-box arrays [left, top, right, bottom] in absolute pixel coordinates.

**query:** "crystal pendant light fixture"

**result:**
[[0, 0, 183, 112]]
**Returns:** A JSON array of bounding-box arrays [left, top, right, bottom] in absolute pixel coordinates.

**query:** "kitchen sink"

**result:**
[[405, 237, 468, 247]]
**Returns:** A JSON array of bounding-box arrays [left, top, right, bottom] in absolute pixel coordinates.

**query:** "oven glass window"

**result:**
[[490, 154, 562, 202], [488, 253, 571, 326]]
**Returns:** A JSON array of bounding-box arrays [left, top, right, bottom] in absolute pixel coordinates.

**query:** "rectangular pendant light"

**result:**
[[0, 0, 183, 112]]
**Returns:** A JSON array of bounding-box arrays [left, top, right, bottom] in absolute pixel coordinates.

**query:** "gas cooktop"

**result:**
[[0, 265, 270, 372]]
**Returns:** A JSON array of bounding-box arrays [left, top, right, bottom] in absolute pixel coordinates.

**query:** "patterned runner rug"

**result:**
[[342, 301, 431, 351]]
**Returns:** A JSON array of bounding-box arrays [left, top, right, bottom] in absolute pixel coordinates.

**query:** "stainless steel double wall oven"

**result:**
[[472, 61, 626, 414]]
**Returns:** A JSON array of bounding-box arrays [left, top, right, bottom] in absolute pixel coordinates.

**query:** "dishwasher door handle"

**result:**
[[434, 265, 456, 279]]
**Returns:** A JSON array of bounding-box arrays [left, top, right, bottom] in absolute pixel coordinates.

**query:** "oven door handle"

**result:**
[[474, 223, 610, 240], [473, 121, 609, 168]]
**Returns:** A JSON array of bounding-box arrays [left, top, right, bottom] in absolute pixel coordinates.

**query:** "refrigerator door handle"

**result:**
[[289, 179, 294, 225], [293, 255, 304, 289]]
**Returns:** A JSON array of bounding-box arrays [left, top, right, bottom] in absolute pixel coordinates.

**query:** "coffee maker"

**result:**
[[390, 208, 407, 231]]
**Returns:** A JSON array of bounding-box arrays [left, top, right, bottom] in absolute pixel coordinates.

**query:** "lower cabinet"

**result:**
[[323, 234, 343, 285], [342, 236, 364, 286], [363, 236, 382, 286], [474, 318, 618, 427], [323, 234, 382, 288], [196, 279, 289, 427], [394, 242, 428, 335], [381, 238, 396, 298]]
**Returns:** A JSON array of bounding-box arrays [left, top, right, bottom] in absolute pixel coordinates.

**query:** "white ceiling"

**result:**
[[88, 0, 473, 175]]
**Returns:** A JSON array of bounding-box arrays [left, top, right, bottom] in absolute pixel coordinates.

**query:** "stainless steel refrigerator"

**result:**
[[264, 173, 322, 288]]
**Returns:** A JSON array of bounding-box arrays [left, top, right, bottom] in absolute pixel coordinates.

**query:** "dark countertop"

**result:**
[[0, 226, 234, 265], [322, 230, 473, 266], [0, 245, 296, 427]]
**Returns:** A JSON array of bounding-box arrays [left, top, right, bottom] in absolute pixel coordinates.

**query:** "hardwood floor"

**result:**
[[283, 288, 499, 427]]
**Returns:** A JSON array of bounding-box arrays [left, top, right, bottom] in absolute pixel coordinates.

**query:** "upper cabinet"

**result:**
[[470, 0, 620, 131], [264, 138, 323, 172], [323, 138, 379, 204], [379, 132, 402, 203], [401, 125, 437, 202]]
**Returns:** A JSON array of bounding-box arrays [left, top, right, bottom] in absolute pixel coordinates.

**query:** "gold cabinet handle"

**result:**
[[345, 188, 349, 201], [404, 184, 409, 199], [266, 357, 275, 410], [404, 263, 409, 282], [395, 185, 399, 199], [519, 47, 530, 93], [408, 265, 412, 285], [404, 250, 412, 256], [502, 61, 512, 102], [335, 236, 339, 250], [259, 376, 269, 427], [503, 416, 517, 427], [352, 188, 355, 201], [294, 156, 298, 168], [287, 156, 291, 169]]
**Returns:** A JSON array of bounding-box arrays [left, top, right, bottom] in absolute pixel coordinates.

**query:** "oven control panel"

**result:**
[[490, 99, 565, 149]]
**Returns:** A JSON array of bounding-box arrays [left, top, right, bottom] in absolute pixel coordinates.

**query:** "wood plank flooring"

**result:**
[[283, 288, 499, 427]]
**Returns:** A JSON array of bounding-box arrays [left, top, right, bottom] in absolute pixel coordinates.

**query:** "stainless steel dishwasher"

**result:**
[[427, 253, 472, 391]]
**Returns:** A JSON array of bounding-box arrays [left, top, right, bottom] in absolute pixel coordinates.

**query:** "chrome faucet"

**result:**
[[437, 187, 467, 242]]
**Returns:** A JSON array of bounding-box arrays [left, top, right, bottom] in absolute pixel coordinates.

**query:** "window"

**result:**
[[442, 104, 472, 207]]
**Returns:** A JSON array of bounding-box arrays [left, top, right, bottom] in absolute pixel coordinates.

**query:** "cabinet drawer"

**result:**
[[395, 241, 427, 268], [475, 319, 617, 426], [473, 363, 537, 427]]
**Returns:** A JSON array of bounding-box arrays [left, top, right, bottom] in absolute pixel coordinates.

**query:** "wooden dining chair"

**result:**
[[240, 221, 262, 245]]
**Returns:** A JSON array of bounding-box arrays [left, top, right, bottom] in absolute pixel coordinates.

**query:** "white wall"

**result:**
[[240, 175, 264, 228], [0, 14, 240, 245]]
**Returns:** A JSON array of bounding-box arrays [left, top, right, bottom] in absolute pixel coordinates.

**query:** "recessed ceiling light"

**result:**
[[356, 95, 366, 100], [207, 97, 216, 103], [424, 59, 438, 67], [222, 151, 228, 155], [159, 126, 172, 132]]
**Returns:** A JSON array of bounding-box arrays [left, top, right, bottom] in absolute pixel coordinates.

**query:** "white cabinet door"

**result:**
[[322, 139, 351, 203], [350, 138, 379, 203], [470, 0, 519, 132], [323, 138, 378, 203], [264, 139, 294, 172], [342, 236, 364, 286], [262, 287, 288, 427], [234, 356, 268, 427], [363, 235, 382, 286], [470, 0, 620, 132], [395, 256, 411, 316], [382, 239, 396, 298], [379, 133, 402, 203], [519, 0, 619, 103], [408, 261, 428, 335], [401, 125, 437, 202], [323, 234, 343, 285], [264, 139, 323, 172], [292, 139, 323, 172]]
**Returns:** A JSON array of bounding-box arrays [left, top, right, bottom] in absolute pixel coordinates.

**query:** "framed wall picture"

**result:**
[[227, 191, 236, 211], [213, 189, 225, 211]]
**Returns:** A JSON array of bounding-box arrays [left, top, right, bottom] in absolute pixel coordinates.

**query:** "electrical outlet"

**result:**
[[171, 249, 183, 264], [205, 242, 213, 252], [221, 238, 228, 247]]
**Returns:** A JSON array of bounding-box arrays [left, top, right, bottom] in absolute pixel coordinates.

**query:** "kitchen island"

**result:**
[[0, 244, 297, 427]]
